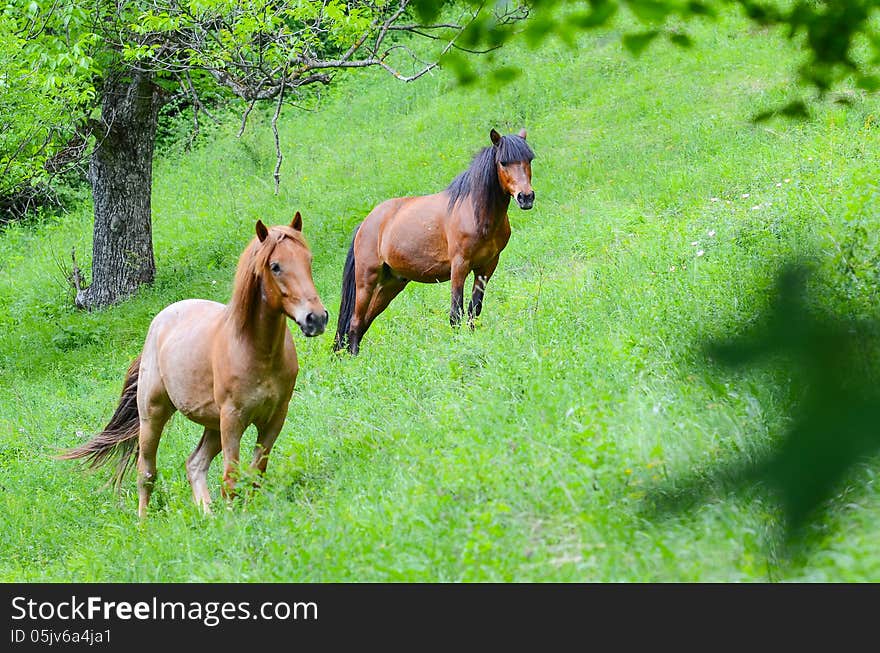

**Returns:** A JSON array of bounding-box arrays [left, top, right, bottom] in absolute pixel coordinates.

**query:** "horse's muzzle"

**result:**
[[516, 191, 535, 210], [300, 310, 329, 337]]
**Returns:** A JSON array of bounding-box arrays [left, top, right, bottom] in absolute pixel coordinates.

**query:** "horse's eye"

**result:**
[[270, 262, 281, 275], [499, 161, 509, 167]]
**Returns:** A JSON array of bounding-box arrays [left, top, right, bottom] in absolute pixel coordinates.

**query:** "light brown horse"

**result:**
[[333, 128, 535, 354], [60, 215, 328, 517]]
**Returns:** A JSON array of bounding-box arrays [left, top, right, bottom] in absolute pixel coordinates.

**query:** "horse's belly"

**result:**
[[161, 357, 219, 428], [379, 207, 451, 283], [175, 399, 221, 430], [394, 259, 451, 283]]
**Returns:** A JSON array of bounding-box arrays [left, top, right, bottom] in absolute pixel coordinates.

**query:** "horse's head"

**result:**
[[491, 128, 535, 210], [255, 213, 328, 337]]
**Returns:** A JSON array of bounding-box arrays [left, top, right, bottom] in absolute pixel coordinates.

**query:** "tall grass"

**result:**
[[1, 9, 878, 581]]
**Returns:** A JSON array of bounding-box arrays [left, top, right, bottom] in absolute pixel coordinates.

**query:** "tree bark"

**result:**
[[76, 71, 163, 310]]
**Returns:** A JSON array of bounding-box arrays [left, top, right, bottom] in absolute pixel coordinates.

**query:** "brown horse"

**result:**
[[60, 215, 328, 517], [333, 128, 535, 354]]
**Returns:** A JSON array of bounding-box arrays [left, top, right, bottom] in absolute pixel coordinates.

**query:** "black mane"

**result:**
[[446, 133, 534, 234]]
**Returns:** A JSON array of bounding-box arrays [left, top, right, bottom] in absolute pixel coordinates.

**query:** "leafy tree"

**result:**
[[0, 7, 96, 218], [3, 0, 522, 308]]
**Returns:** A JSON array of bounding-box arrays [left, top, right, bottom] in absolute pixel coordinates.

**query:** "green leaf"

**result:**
[[622, 30, 659, 56], [668, 32, 693, 48], [570, 1, 619, 29], [686, 1, 715, 17], [440, 50, 477, 86], [410, 0, 442, 23], [492, 66, 521, 83], [856, 74, 880, 91], [751, 100, 809, 123], [627, 0, 672, 24]]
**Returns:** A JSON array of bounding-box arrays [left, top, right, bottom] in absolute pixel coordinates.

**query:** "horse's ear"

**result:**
[[490, 129, 502, 146], [256, 220, 269, 242], [290, 211, 303, 232], [518, 128, 527, 139]]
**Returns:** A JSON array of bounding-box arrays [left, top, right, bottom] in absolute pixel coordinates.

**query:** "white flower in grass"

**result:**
[[708, 230, 716, 237], [691, 240, 700, 246], [710, 197, 720, 202], [741, 193, 750, 198], [784, 178, 791, 183], [696, 250, 705, 257]]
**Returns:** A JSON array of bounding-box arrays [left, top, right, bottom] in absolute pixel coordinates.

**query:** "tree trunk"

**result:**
[[76, 71, 163, 310]]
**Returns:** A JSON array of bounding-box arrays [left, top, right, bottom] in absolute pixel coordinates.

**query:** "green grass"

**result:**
[[1, 9, 880, 581]]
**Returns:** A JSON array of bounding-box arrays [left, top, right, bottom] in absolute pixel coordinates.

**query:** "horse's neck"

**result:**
[[253, 303, 291, 354], [479, 193, 511, 232], [230, 299, 289, 359]]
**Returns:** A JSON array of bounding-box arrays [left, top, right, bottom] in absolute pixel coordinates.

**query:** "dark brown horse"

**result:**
[[60, 215, 328, 517], [333, 128, 535, 354]]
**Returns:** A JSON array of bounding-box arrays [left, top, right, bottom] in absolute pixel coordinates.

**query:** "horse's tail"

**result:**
[[57, 354, 142, 490], [333, 223, 361, 352]]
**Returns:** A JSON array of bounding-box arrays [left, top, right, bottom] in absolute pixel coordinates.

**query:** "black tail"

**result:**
[[58, 355, 142, 490], [333, 224, 361, 351]]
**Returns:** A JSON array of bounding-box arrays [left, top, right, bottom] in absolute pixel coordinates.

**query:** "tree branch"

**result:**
[[271, 78, 285, 195], [238, 97, 256, 138]]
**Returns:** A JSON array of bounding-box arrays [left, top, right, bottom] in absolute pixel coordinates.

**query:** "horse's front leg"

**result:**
[[219, 407, 247, 500], [450, 256, 470, 327], [468, 255, 500, 329], [250, 405, 290, 486]]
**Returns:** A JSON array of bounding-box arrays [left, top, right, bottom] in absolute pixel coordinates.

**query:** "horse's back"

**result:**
[[360, 192, 455, 282], [147, 299, 226, 345], [140, 299, 227, 427]]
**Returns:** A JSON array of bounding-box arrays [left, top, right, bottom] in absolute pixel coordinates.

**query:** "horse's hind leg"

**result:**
[[364, 275, 408, 331], [136, 399, 174, 519], [186, 427, 221, 513], [346, 260, 378, 355], [348, 255, 399, 355], [349, 274, 408, 355]]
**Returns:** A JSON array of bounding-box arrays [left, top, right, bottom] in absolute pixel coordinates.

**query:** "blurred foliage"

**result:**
[[4, 0, 879, 220], [431, 0, 880, 103], [645, 264, 880, 549]]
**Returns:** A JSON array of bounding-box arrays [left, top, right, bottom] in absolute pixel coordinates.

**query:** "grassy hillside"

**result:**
[[1, 9, 879, 581]]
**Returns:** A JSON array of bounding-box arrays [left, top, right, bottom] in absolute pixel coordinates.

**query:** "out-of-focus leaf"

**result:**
[[622, 30, 659, 56], [752, 100, 809, 123], [627, 0, 671, 23], [492, 66, 521, 83], [644, 264, 880, 550], [856, 74, 880, 91], [668, 32, 693, 48], [570, 1, 619, 29], [686, 1, 715, 17]]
